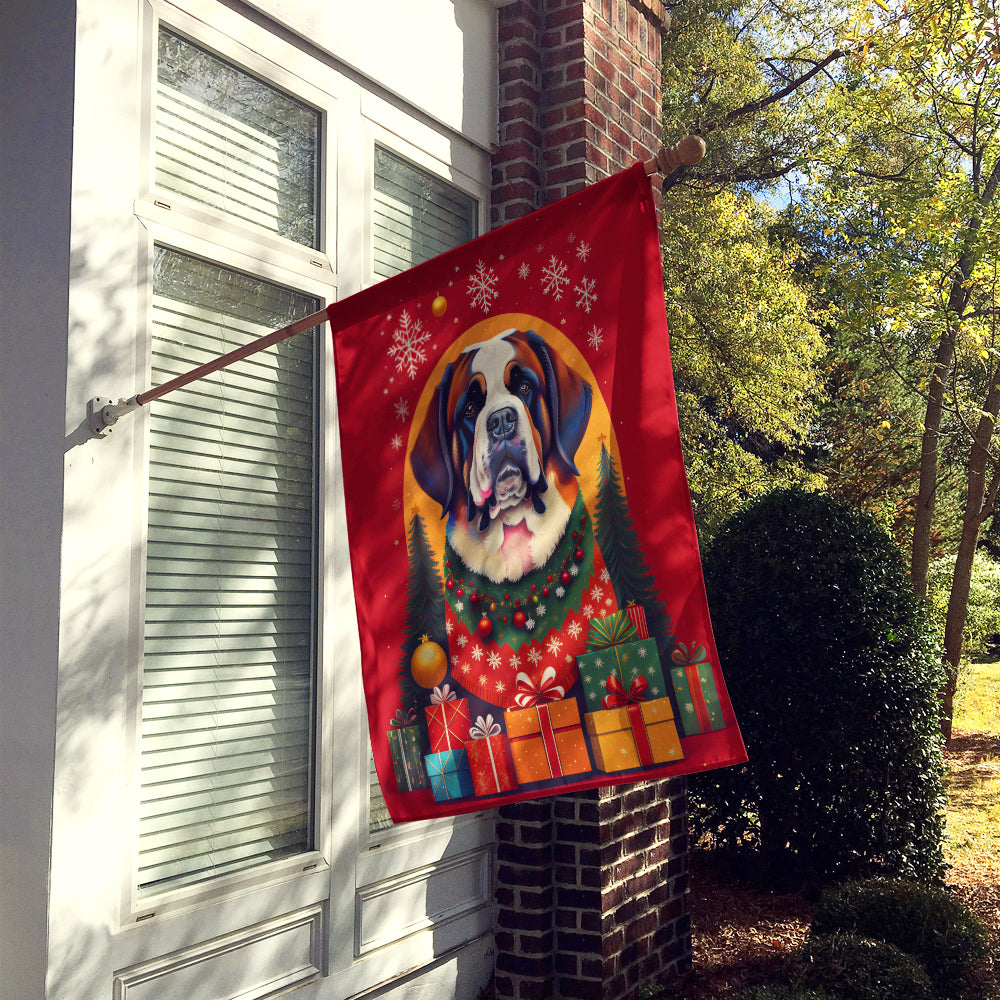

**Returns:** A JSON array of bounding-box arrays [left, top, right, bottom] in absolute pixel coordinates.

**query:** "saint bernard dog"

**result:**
[[410, 328, 593, 583]]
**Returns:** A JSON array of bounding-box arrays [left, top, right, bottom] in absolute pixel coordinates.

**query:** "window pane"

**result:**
[[369, 150, 478, 832], [139, 247, 318, 895], [156, 28, 320, 248], [372, 146, 476, 278]]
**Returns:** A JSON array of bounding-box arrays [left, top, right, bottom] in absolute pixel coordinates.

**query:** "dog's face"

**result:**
[[411, 329, 593, 582]]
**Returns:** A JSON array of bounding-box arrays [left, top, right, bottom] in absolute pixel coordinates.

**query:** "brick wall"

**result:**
[[491, 3, 691, 998]]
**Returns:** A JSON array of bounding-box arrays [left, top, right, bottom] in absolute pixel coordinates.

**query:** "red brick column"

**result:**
[[492, 3, 691, 998]]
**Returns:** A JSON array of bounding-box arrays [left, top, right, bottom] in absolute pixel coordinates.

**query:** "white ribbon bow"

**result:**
[[469, 714, 502, 739], [430, 683, 458, 705]]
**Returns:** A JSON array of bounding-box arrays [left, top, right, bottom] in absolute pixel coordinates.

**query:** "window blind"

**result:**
[[156, 28, 320, 249], [138, 248, 318, 895], [368, 148, 477, 833]]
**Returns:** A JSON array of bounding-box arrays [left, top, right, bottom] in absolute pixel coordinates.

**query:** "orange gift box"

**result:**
[[585, 697, 684, 773], [506, 698, 591, 784]]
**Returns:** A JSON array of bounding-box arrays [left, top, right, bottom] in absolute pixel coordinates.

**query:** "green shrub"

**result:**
[[692, 488, 946, 882], [927, 551, 1000, 658], [733, 987, 837, 1000], [791, 933, 934, 1000], [811, 878, 988, 999]]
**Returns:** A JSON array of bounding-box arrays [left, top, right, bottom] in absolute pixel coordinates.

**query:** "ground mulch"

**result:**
[[668, 733, 1000, 1000]]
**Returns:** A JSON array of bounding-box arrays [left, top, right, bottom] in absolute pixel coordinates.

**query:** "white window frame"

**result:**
[[113, 2, 496, 991]]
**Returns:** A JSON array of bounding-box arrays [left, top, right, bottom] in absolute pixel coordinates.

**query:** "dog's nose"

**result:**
[[487, 406, 518, 440]]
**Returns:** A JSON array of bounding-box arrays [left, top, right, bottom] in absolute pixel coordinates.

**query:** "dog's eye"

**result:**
[[464, 401, 479, 418], [518, 382, 531, 396]]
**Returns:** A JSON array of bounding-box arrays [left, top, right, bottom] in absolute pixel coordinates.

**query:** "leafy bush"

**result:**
[[927, 551, 1000, 658], [791, 933, 934, 1000], [692, 488, 946, 882], [733, 987, 836, 1000], [811, 878, 988, 999]]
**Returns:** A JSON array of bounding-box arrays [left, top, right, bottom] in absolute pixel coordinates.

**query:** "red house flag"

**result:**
[[330, 164, 746, 822]]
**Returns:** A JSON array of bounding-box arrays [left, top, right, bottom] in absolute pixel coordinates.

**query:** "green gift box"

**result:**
[[577, 637, 667, 712], [585, 610, 638, 650], [387, 724, 429, 792], [670, 642, 726, 736]]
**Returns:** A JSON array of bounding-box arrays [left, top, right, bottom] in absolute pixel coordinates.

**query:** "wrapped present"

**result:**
[[670, 642, 726, 736], [506, 689, 591, 783], [585, 696, 684, 772], [465, 714, 518, 796], [387, 710, 429, 792], [623, 602, 649, 639], [585, 610, 637, 651], [577, 637, 667, 712], [424, 683, 471, 752], [424, 747, 475, 802]]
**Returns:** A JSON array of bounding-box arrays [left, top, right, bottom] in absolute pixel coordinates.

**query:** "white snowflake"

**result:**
[[575, 276, 597, 313], [445, 620, 454, 635], [605, 596, 613, 606], [526, 618, 537, 631], [567, 232, 576, 243], [583, 604, 594, 618], [637, 645, 648, 658], [567, 621, 582, 639], [457, 634, 468, 648], [570, 564, 579, 577], [467, 259, 499, 312], [450, 652, 460, 665], [556, 586, 566, 599], [391, 433, 403, 450], [459, 661, 471, 675], [590, 586, 603, 602], [546, 635, 563, 655], [586, 325, 604, 351], [394, 397, 411, 422], [518, 262, 530, 279], [540, 255, 570, 300], [600, 567, 611, 583], [537, 603, 547, 618], [471, 645, 484, 661], [576, 241, 591, 261], [388, 311, 430, 379], [509, 653, 521, 670], [455, 600, 464, 613], [496, 679, 506, 693], [594, 655, 605, 668], [488, 650, 502, 670], [527, 647, 542, 664]]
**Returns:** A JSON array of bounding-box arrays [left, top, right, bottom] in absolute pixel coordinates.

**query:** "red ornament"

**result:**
[[456, 587, 464, 597], [574, 547, 585, 562], [477, 616, 493, 637], [560, 570, 572, 585], [471, 591, 480, 605], [542, 586, 550, 597], [513, 609, 527, 629], [446, 578, 454, 590]]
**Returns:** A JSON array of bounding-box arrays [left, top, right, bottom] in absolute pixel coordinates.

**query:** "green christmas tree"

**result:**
[[593, 442, 673, 655], [398, 510, 447, 703]]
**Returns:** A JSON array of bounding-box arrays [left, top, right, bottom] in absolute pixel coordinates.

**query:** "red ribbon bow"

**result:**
[[601, 673, 649, 709], [513, 666, 566, 708]]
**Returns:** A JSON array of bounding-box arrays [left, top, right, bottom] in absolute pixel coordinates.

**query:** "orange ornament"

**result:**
[[431, 293, 447, 317], [411, 637, 448, 688]]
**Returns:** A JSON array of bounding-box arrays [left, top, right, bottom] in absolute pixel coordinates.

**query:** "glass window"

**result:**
[[138, 247, 319, 895], [155, 27, 320, 248], [368, 148, 477, 832]]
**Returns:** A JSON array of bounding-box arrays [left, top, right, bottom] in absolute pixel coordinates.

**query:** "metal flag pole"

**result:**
[[87, 135, 706, 438]]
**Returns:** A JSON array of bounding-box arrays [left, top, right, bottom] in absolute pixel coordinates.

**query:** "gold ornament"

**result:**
[[432, 293, 447, 317], [411, 636, 447, 688]]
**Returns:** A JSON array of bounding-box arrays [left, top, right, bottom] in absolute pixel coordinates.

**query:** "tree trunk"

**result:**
[[940, 376, 1000, 741]]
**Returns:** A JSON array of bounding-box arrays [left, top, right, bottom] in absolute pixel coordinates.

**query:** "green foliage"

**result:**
[[811, 878, 988, 999], [693, 488, 947, 882], [927, 550, 1000, 658], [790, 934, 934, 1000], [733, 988, 836, 1000]]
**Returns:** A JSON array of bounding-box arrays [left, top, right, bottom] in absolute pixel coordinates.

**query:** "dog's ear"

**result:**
[[409, 362, 455, 517], [525, 330, 592, 476]]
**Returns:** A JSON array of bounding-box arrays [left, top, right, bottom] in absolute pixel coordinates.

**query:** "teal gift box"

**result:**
[[576, 637, 667, 712], [424, 748, 475, 802]]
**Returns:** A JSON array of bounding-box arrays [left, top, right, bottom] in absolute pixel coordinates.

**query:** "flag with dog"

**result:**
[[331, 163, 747, 822]]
